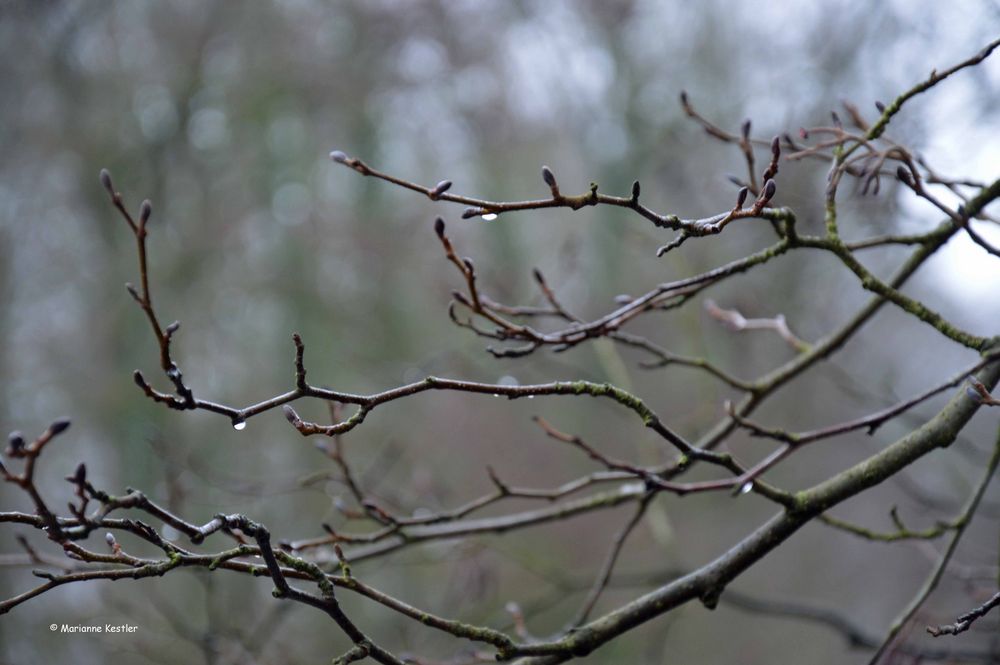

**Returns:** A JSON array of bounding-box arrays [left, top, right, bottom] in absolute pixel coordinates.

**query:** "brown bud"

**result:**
[[329, 150, 349, 164], [830, 111, 842, 128], [631, 180, 640, 200], [133, 370, 147, 388], [69, 462, 86, 484], [139, 200, 152, 224], [770, 136, 780, 159], [532, 267, 545, 285], [125, 282, 141, 302], [875, 101, 886, 113], [541, 165, 557, 189], [679, 91, 689, 107], [434, 217, 445, 238], [741, 119, 751, 140], [461, 207, 483, 219], [736, 187, 749, 208], [896, 166, 912, 186], [282, 404, 299, 425]]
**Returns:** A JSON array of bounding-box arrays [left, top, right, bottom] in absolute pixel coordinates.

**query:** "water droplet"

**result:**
[[527, 395, 535, 400], [492, 393, 501, 398], [739, 481, 754, 495], [481, 212, 498, 221], [498, 375, 519, 387], [232, 419, 247, 431]]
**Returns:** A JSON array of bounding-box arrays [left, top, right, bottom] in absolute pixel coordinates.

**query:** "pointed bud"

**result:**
[[679, 91, 689, 107], [8, 431, 25, 452], [741, 119, 751, 140], [133, 369, 147, 389], [329, 150, 349, 164], [770, 136, 780, 159], [541, 165, 557, 188], [125, 283, 141, 302], [736, 187, 749, 208], [431, 180, 452, 198], [631, 181, 640, 200], [831, 111, 842, 128], [461, 207, 483, 219], [49, 419, 71, 436], [99, 169, 114, 195], [896, 166, 912, 186], [166, 321, 180, 335], [761, 179, 776, 202], [282, 404, 299, 425], [138, 200, 152, 224], [434, 217, 445, 238], [532, 268, 545, 285], [875, 101, 886, 113], [68, 462, 86, 484]]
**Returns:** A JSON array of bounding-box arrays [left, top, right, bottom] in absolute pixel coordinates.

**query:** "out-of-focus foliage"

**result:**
[[1, 1, 998, 663]]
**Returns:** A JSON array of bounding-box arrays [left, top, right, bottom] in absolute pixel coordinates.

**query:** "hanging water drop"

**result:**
[[481, 212, 498, 221], [232, 419, 247, 431], [738, 481, 754, 495]]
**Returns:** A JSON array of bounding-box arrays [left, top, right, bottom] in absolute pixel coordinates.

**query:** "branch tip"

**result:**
[[541, 165, 558, 194], [139, 199, 152, 224], [99, 168, 113, 194], [49, 419, 71, 437], [7, 431, 25, 453]]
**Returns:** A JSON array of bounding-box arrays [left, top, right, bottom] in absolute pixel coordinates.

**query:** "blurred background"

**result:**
[[1, 1, 999, 663]]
